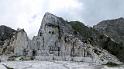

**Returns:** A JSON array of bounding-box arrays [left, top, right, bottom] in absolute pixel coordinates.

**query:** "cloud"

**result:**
[[44, 0, 84, 22], [0, 0, 124, 38], [0, 0, 83, 38], [0, 0, 46, 38], [79, 0, 124, 26]]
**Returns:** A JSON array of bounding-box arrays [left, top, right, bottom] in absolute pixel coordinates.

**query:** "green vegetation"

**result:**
[[68, 21, 99, 44], [69, 21, 92, 40]]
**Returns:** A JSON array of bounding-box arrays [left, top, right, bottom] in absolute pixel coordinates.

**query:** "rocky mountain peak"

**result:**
[[0, 25, 15, 32], [0, 25, 16, 41], [94, 17, 124, 42], [42, 12, 60, 25], [38, 12, 70, 36], [117, 17, 124, 20], [44, 12, 56, 17], [38, 12, 61, 36], [0, 25, 8, 28], [94, 17, 124, 32]]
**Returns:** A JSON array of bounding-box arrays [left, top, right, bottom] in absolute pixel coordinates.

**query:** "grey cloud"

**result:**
[[79, 0, 124, 26], [0, 0, 124, 38]]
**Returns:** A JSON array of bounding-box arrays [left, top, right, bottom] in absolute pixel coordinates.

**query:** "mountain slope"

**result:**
[[69, 21, 124, 62], [94, 17, 124, 45], [94, 17, 124, 62]]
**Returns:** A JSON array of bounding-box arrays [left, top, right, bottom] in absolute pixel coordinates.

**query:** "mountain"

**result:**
[[0, 25, 16, 41], [68, 21, 124, 62], [94, 17, 124, 45], [0, 12, 121, 64], [94, 17, 124, 62], [0, 25, 16, 55]]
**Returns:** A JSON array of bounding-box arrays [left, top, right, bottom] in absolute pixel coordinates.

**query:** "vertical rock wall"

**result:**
[[14, 29, 29, 56]]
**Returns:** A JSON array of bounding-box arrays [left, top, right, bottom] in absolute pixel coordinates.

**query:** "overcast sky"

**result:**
[[0, 0, 124, 38]]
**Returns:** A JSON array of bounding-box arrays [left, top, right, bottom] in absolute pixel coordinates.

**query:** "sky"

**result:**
[[0, 0, 124, 38]]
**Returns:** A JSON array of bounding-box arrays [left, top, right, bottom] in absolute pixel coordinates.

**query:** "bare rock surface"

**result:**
[[0, 12, 122, 65], [31, 12, 121, 64]]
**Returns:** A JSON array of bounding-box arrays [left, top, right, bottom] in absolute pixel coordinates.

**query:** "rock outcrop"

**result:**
[[0, 12, 122, 64], [13, 29, 29, 56], [30, 12, 121, 64]]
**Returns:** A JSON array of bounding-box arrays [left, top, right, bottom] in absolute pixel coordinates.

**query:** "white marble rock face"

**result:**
[[13, 29, 29, 56], [0, 12, 121, 64], [30, 12, 121, 64]]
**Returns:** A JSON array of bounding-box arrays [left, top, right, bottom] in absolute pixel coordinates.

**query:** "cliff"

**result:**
[[0, 12, 122, 64]]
